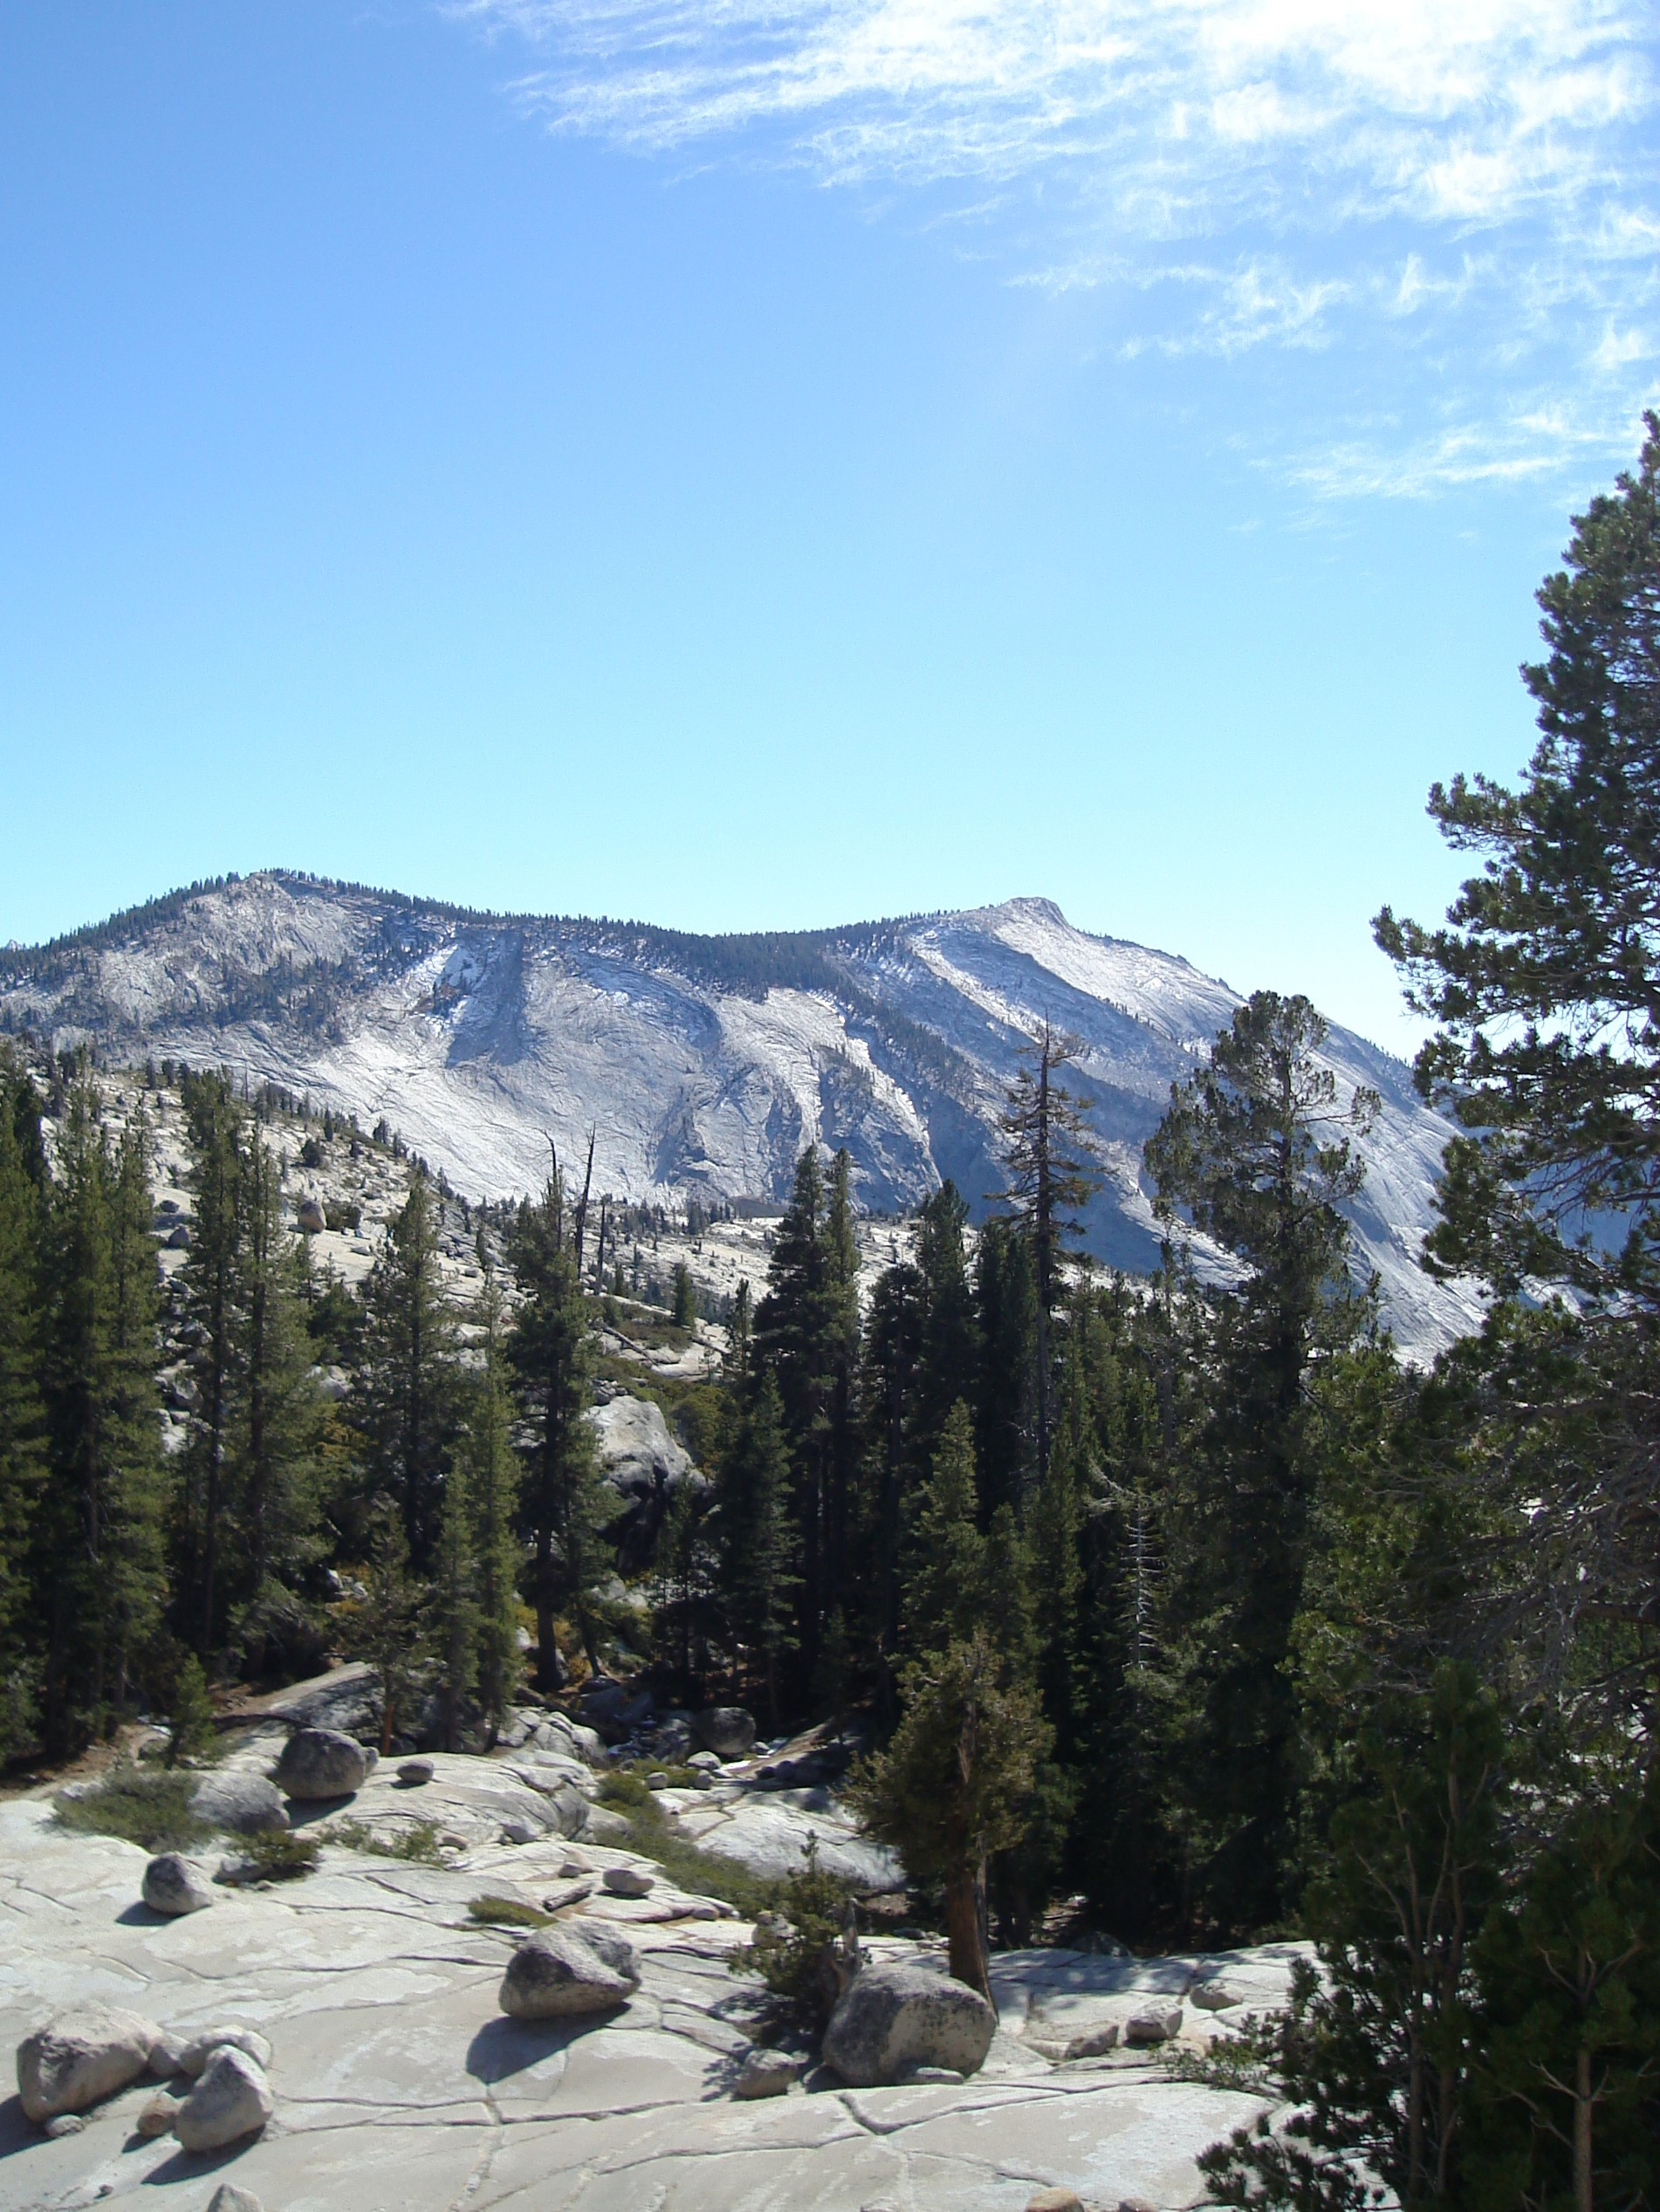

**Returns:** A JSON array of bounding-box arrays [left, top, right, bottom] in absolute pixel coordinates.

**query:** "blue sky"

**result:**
[[1, 1, 1655, 1051]]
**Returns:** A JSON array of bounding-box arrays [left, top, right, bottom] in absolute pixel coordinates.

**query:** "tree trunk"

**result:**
[[944, 1863, 991, 2003], [1574, 2048, 1594, 2212]]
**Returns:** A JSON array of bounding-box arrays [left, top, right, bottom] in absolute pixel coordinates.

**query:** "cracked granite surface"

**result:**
[[0, 1760, 1283, 2212]]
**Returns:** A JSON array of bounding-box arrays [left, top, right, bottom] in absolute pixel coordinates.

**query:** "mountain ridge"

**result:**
[[0, 869, 1480, 1355]]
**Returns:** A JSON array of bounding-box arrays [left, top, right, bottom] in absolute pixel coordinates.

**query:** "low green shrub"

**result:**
[[325, 1817, 451, 1866], [53, 1765, 210, 1852], [594, 1770, 803, 1921], [728, 1840, 852, 2024], [466, 1894, 552, 1928], [230, 1827, 320, 1880]]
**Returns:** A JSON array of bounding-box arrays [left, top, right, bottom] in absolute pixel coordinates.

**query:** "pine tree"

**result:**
[[849, 1631, 1048, 2002], [349, 1499, 428, 1755], [1375, 411, 1660, 1308], [715, 1373, 798, 1725], [994, 1024, 1101, 1492], [468, 1255, 523, 1739], [233, 1122, 321, 1667], [858, 1257, 923, 1721], [1145, 991, 1379, 1935], [36, 1085, 166, 1752], [507, 1173, 610, 1682], [973, 1216, 1037, 1524], [431, 1435, 478, 1752], [358, 1171, 460, 1573], [0, 1054, 45, 1755], [901, 1401, 989, 1656], [175, 1069, 243, 1654]]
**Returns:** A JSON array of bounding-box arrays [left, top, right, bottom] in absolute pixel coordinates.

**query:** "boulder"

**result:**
[[295, 1196, 326, 1234], [397, 1757, 435, 1785], [208, 2189, 266, 2212], [141, 1852, 216, 1917], [733, 2047, 803, 2099], [648, 1717, 695, 1762], [190, 1770, 289, 1836], [498, 1924, 641, 2018], [1063, 2022, 1121, 2059], [686, 1750, 721, 1772], [1190, 1979, 1245, 2011], [178, 2027, 273, 2078], [136, 2091, 184, 2138], [16, 2003, 161, 2122], [1026, 2194, 1085, 2212], [602, 1865, 655, 1897], [174, 2045, 274, 2152], [271, 1725, 368, 1798], [821, 1963, 996, 2088], [691, 1707, 756, 1760], [1124, 2002, 1183, 2046]]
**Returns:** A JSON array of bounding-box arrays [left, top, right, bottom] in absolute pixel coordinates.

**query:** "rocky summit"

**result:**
[[1, 1668, 1303, 2211], [0, 870, 1481, 1353]]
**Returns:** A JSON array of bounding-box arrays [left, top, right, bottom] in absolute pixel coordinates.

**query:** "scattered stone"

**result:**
[[174, 2046, 274, 2153], [1118, 2201, 1158, 2212], [271, 1725, 367, 1799], [1190, 1980, 1244, 2011], [1064, 2023, 1122, 2058], [189, 1771, 289, 1836], [821, 1963, 996, 2088], [296, 1196, 326, 1234], [645, 1770, 669, 1790], [602, 1865, 655, 1897], [902, 2065, 965, 2084], [500, 1818, 542, 1846], [648, 1718, 696, 1762], [207, 2188, 266, 2212], [498, 1924, 641, 2018], [397, 1757, 435, 1786], [44, 2113, 86, 2138], [539, 1879, 595, 1912], [691, 1706, 756, 1759], [559, 1853, 589, 1876], [686, 1750, 720, 1772], [141, 1852, 216, 1917], [178, 2027, 274, 2078], [1025, 2193, 1085, 2212], [135, 2092, 183, 2138], [17, 2003, 162, 2122], [733, 2047, 804, 2099], [1124, 2003, 1183, 2046], [147, 2031, 189, 2078]]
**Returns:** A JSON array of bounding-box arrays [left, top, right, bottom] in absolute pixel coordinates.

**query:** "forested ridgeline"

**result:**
[[4, 421, 1660, 2204]]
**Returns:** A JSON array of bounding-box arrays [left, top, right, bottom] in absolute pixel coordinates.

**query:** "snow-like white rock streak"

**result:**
[[0, 873, 1479, 1356]]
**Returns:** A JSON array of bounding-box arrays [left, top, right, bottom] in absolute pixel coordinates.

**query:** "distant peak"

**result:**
[[956, 895, 1073, 932]]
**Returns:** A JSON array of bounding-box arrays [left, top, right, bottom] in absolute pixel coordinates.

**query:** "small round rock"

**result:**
[[135, 2092, 183, 2139], [601, 1866, 655, 1897], [1025, 2193, 1085, 2212], [141, 1853, 216, 1917], [397, 1757, 435, 1786]]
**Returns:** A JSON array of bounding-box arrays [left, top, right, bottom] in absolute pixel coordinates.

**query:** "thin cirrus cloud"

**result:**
[[449, 0, 1659, 493]]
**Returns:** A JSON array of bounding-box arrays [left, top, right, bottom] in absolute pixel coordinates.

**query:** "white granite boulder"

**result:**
[[189, 1771, 289, 1835], [821, 1962, 996, 2088], [177, 2027, 273, 2078], [16, 2003, 161, 2122], [498, 1924, 641, 2018], [271, 1725, 368, 1798], [174, 2045, 274, 2152], [141, 1852, 216, 1916]]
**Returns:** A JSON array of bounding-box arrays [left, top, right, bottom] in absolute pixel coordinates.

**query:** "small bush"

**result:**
[[326, 1817, 452, 1866], [729, 1840, 852, 2024], [54, 1765, 210, 1852], [324, 1201, 361, 1234], [467, 1894, 552, 1928], [230, 1827, 319, 1880], [164, 1656, 218, 1767]]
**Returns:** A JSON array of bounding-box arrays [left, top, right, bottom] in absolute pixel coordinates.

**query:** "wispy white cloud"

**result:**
[[447, 0, 1660, 490]]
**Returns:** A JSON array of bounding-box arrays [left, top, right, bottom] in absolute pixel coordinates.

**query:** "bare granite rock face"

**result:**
[[16, 2003, 161, 2121], [821, 1962, 997, 2088]]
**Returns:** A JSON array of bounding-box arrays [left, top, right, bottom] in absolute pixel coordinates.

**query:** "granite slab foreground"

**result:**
[[0, 1790, 1277, 2212]]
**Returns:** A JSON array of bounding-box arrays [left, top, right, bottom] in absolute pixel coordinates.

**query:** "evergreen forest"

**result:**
[[4, 419, 1660, 2208]]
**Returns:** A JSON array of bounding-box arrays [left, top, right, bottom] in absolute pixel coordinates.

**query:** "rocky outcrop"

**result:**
[[174, 2045, 274, 2152], [141, 1852, 216, 1916], [16, 2003, 161, 2122], [498, 1925, 641, 2019], [821, 1962, 996, 2087], [272, 1726, 370, 1798], [586, 1395, 704, 1572]]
